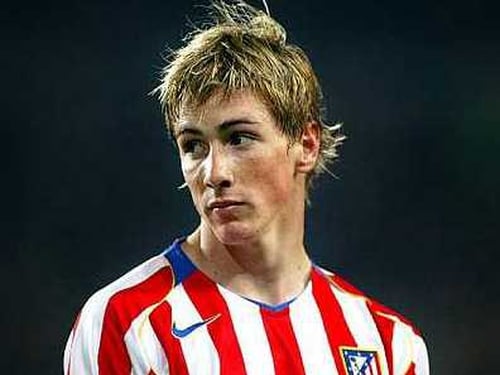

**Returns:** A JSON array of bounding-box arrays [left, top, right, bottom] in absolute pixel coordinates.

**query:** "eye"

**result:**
[[228, 132, 255, 146], [180, 139, 207, 157]]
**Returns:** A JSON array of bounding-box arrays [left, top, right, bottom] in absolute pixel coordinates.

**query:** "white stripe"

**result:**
[[317, 266, 335, 277], [413, 334, 430, 375], [166, 284, 220, 374], [331, 287, 390, 375], [125, 305, 169, 375], [65, 254, 170, 375], [289, 283, 338, 375], [63, 326, 74, 374], [218, 286, 275, 375], [391, 321, 413, 375], [391, 323, 430, 375]]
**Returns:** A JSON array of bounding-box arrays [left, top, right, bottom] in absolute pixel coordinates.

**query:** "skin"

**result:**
[[174, 90, 320, 305]]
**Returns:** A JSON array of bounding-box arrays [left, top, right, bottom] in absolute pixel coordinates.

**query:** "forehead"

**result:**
[[175, 90, 275, 131]]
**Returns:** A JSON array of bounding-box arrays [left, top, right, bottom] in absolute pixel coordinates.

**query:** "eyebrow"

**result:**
[[175, 117, 257, 138]]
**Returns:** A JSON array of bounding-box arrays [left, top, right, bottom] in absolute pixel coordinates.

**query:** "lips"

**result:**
[[207, 200, 244, 210]]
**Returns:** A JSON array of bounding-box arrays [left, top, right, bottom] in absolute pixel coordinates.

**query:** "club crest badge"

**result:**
[[341, 347, 381, 375]]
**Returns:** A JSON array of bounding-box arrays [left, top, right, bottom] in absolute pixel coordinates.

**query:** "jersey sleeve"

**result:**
[[366, 297, 429, 375], [63, 255, 174, 375], [390, 317, 429, 375], [63, 296, 158, 375], [319, 268, 430, 375], [411, 330, 429, 375], [63, 300, 105, 375]]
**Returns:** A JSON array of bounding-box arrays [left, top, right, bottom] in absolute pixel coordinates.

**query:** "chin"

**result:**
[[211, 222, 257, 245]]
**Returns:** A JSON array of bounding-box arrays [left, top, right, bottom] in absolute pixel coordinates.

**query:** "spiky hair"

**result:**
[[154, 0, 344, 187]]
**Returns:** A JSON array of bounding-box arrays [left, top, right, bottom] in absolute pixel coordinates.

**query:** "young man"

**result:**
[[64, 1, 429, 374]]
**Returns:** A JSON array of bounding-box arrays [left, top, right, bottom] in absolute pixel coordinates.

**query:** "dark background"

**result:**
[[3, 0, 499, 374]]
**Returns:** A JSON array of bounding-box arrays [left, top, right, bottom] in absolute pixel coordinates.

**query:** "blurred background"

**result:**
[[2, 0, 499, 373]]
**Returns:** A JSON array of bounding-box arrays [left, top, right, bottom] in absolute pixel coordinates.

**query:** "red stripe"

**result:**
[[149, 302, 189, 375], [98, 265, 174, 375], [405, 362, 416, 375], [311, 269, 358, 375], [183, 271, 246, 375], [260, 307, 306, 375], [369, 310, 395, 375]]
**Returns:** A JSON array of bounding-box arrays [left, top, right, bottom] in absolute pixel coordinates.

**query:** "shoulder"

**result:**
[[315, 266, 430, 374], [64, 251, 175, 374], [315, 266, 421, 331], [80, 252, 174, 324]]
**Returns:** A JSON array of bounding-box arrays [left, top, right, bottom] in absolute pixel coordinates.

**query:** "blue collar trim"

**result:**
[[163, 237, 197, 286], [163, 238, 297, 311]]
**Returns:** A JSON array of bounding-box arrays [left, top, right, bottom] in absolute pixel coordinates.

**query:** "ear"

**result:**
[[295, 121, 320, 174]]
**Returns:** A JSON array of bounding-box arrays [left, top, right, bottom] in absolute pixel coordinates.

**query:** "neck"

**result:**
[[183, 220, 311, 306]]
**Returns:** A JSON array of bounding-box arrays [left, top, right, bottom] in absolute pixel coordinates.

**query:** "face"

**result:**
[[175, 91, 316, 245]]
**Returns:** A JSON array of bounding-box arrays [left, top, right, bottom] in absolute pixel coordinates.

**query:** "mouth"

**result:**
[[207, 200, 244, 211]]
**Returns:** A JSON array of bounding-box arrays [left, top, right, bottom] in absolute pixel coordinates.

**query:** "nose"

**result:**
[[202, 144, 233, 190]]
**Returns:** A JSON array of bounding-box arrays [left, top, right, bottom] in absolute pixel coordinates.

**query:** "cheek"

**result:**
[[180, 160, 204, 208], [181, 158, 201, 186], [180, 157, 193, 179], [244, 153, 295, 202]]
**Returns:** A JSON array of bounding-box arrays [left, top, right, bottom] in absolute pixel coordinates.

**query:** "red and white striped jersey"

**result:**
[[64, 238, 429, 375]]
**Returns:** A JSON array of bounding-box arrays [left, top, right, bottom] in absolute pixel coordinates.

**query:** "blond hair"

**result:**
[[154, 0, 344, 188]]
